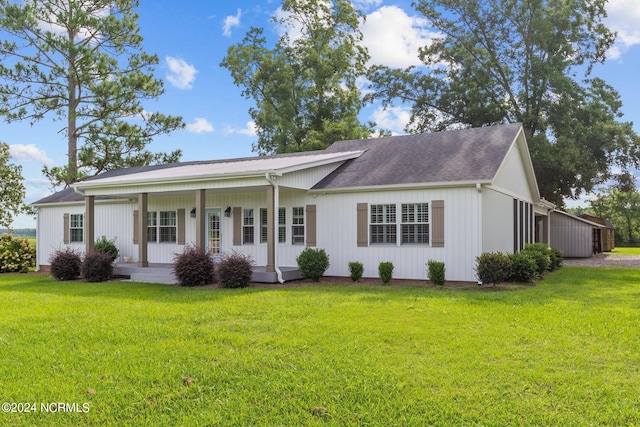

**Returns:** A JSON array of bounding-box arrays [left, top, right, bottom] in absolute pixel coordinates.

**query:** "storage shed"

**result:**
[[549, 211, 605, 258], [579, 214, 615, 252]]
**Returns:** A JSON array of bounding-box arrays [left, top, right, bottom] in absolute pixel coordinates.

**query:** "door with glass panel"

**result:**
[[205, 208, 221, 258]]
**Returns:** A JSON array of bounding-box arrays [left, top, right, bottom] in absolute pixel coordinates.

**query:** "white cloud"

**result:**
[[224, 121, 257, 137], [9, 144, 54, 166], [186, 118, 214, 134], [223, 9, 242, 37], [362, 6, 439, 68], [371, 106, 412, 134], [605, 0, 640, 59], [165, 56, 198, 90], [352, 0, 383, 11]]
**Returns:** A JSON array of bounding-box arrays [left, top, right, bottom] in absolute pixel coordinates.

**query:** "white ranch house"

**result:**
[[33, 123, 555, 283]]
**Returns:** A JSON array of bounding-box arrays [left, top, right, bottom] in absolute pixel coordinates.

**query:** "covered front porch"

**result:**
[[113, 263, 303, 285], [71, 151, 362, 284]]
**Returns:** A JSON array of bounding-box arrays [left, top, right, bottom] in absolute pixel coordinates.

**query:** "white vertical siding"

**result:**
[[482, 188, 514, 253], [493, 143, 534, 198], [312, 187, 481, 282], [38, 186, 484, 281], [37, 203, 85, 267]]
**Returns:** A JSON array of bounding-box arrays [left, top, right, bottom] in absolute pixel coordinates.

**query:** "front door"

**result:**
[[206, 208, 221, 258]]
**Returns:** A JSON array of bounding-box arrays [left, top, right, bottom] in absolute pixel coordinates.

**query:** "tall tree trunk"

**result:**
[[67, 76, 77, 186]]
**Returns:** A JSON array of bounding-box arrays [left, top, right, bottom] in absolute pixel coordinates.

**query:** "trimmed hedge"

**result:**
[[475, 252, 511, 285], [378, 261, 394, 284], [348, 261, 363, 282], [296, 248, 330, 281], [219, 252, 254, 289], [81, 251, 114, 282], [172, 245, 215, 287], [49, 248, 82, 281], [427, 260, 446, 286]]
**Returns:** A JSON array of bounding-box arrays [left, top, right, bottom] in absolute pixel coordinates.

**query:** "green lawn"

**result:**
[[1, 269, 639, 426], [612, 247, 640, 255]]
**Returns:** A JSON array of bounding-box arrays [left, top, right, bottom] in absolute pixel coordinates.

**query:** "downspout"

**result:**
[[266, 172, 284, 283], [476, 183, 483, 285], [34, 206, 40, 271]]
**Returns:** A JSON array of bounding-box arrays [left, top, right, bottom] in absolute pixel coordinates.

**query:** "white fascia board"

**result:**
[[310, 180, 492, 194], [73, 151, 364, 193], [275, 150, 364, 175], [31, 197, 133, 208]]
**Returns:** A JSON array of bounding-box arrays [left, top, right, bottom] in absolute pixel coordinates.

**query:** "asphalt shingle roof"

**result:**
[[33, 123, 524, 204], [313, 123, 523, 189]]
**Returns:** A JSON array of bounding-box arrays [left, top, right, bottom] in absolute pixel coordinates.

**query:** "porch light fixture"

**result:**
[[224, 206, 231, 217], [190, 208, 196, 218]]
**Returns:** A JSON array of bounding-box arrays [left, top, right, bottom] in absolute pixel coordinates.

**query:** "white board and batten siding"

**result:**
[[312, 187, 482, 282], [37, 201, 136, 265]]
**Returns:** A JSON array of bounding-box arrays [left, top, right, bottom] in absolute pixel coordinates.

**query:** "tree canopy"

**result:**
[[0, 142, 27, 228], [0, 0, 184, 187], [368, 0, 640, 206], [220, 0, 374, 155]]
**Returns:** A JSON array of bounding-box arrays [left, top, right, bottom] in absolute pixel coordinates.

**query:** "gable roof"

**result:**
[[33, 122, 534, 205], [313, 122, 525, 189]]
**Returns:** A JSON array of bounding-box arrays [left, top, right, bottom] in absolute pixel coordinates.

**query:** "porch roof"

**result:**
[[79, 150, 362, 187]]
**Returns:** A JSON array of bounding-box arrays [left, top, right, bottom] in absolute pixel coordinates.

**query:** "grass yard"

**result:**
[[1, 269, 640, 426], [612, 247, 640, 255]]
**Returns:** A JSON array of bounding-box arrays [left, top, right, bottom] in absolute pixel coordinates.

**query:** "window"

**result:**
[[147, 212, 158, 242], [243, 209, 254, 244], [159, 211, 177, 243], [401, 203, 429, 244], [292, 207, 304, 245], [69, 214, 83, 243], [278, 208, 286, 243], [370, 204, 396, 244], [260, 207, 286, 243]]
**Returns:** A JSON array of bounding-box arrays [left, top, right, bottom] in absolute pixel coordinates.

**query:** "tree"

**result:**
[[368, 0, 640, 206], [220, 0, 373, 155], [0, 142, 28, 229], [591, 188, 640, 246], [0, 0, 184, 187], [590, 171, 640, 245]]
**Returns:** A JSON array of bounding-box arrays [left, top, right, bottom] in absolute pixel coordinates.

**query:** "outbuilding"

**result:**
[[549, 210, 606, 258]]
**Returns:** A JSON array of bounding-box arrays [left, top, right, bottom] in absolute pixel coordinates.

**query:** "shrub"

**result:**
[[508, 251, 538, 283], [219, 251, 254, 289], [427, 260, 446, 286], [475, 252, 511, 285], [348, 261, 364, 282], [94, 236, 119, 262], [522, 243, 551, 275], [172, 245, 215, 287], [378, 261, 394, 284], [296, 248, 330, 281], [49, 248, 82, 281], [81, 251, 114, 282], [0, 233, 35, 273], [549, 247, 563, 270]]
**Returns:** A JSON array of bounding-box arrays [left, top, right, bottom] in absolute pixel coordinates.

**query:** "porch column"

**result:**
[[85, 195, 95, 253], [195, 189, 206, 254], [266, 185, 275, 273], [137, 192, 149, 267]]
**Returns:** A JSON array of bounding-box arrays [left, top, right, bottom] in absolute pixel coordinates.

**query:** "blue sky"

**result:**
[[4, 0, 640, 227]]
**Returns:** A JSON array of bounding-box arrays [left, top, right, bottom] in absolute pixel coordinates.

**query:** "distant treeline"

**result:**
[[0, 228, 36, 237]]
